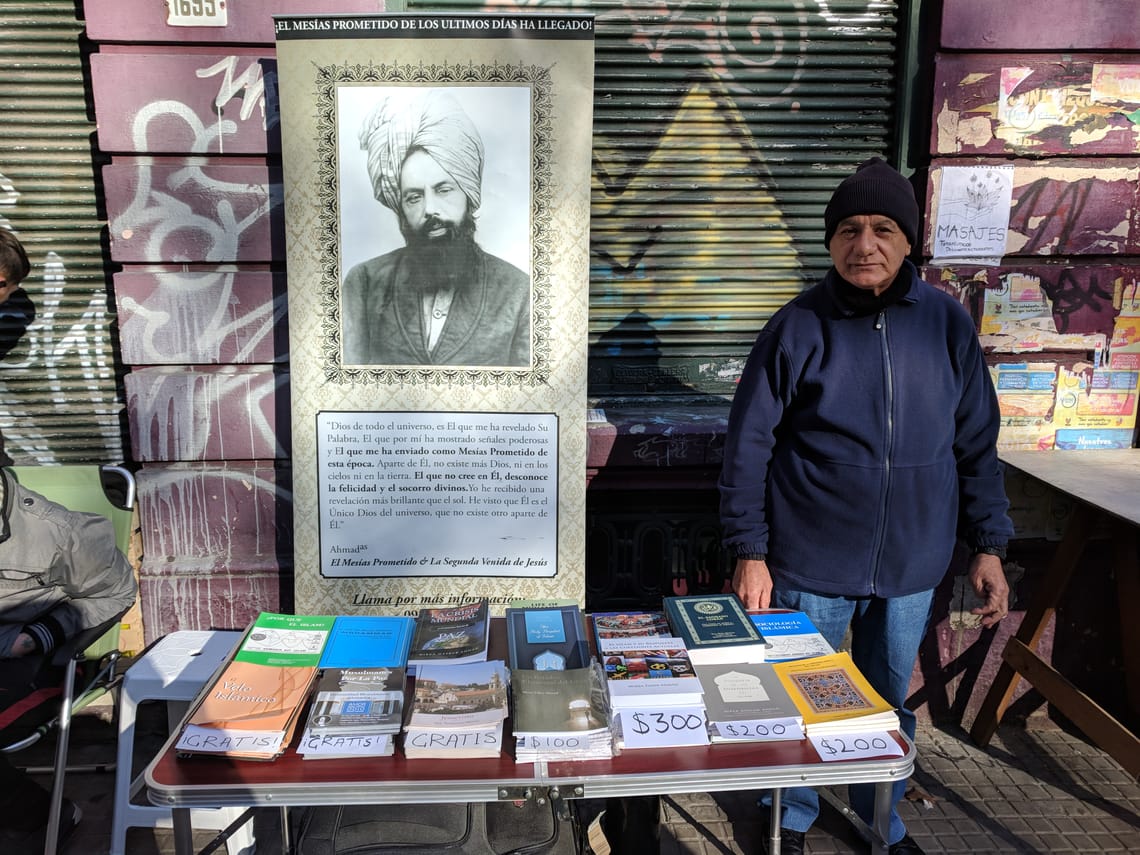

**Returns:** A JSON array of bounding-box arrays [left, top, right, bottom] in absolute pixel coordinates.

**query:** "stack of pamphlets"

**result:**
[[598, 635, 708, 749], [694, 661, 804, 742], [406, 599, 491, 675], [511, 663, 614, 762], [772, 651, 899, 737], [403, 659, 510, 759], [175, 612, 335, 760], [663, 593, 769, 665], [298, 614, 415, 759], [748, 610, 834, 662]]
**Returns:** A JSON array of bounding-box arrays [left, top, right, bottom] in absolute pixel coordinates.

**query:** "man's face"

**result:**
[[0, 267, 18, 305], [398, 149, 470, 241], [828, 215, 911, 295]]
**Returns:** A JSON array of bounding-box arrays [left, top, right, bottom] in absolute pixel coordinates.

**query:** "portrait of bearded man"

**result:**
[[340, 88, 533, 368]]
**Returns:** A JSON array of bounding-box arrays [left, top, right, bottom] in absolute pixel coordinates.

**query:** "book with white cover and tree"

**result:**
[[694, 661, 804, 742], [772, 651, 899, 736]]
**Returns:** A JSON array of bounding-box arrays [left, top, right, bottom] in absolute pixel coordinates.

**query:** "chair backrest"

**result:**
[[6, 464, 137, 660]]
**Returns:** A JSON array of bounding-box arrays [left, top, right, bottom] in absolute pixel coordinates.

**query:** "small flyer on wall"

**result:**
[[318, 411, 558, 577]]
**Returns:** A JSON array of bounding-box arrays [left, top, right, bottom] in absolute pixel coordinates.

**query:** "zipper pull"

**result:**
[[874, 310, 885, 330]]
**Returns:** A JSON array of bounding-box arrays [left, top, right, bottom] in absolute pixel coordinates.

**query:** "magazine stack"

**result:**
[[511, 664, 614, 763], [402, 659, 510, 759]]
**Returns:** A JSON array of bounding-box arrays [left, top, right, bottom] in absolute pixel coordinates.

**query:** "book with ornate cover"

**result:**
[[505, 604, 590, 671], [694, 661, 803, 740], [662, 594, 768, 665], [771, 651, 899, 735], [176, 612, 336, 760], [590, 610, 672, 649], [597, 636, 704, 707], [406, 600, 490, 673], [748, 610, 834, 662]]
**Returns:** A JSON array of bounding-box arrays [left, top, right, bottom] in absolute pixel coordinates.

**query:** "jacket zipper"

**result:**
[[871, 309, 894, 595]]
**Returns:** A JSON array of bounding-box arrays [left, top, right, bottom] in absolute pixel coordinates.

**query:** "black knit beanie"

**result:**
[[823, 157, 919, 247]]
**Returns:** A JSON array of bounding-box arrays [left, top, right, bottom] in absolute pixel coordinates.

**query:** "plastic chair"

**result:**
[[0, 463, 137, 855]]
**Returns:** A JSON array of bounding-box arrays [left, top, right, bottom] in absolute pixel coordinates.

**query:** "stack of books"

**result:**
[[663, 593, 769, 666], [403, 659, 511, 759], [175, 612, 336, 760], [406, 599, 491, 675], [298, 615, 415, 759], [772, 651, 899, 737], [511, 664, 614, 762], [694, 661, 804, 742]]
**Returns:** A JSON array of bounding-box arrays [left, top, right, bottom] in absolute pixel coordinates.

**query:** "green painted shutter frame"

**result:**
[[0, 2, 125, 463], [408, 0, 900, 396]]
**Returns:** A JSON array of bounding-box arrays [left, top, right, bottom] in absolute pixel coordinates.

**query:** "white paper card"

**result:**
[[618, 706, 710, 749], [713, 717, 804, 741], [809, 732, 904, 762]]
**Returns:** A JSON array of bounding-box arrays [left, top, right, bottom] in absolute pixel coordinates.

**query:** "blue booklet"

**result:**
[[318, 615, 416, 669], [748, 611, 833, 662]]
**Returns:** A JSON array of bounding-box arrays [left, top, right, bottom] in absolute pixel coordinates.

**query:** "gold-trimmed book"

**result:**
[[663, 593, 768, 665], [771, 651, 899, 736]]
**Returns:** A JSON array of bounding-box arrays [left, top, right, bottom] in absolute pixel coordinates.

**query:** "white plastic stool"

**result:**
[[111, 629, 256, 855]]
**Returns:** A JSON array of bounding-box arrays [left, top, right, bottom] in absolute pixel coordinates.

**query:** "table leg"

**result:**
[[870, 780, 891, 855], [970, 501, 1096, 746], [1113, 519, 1140, 713], [768, 788, 782, 855], [280, 805, 292, 854], [172, 807, 195, 855]]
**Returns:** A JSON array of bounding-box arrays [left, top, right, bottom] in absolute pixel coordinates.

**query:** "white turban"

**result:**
[[359, 89, 485, 214]]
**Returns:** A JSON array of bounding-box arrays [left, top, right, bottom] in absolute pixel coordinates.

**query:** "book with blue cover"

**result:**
[[318, 615, 416, 669], [505, 604, 591, 671], [748, 610, 834, 662], [662, 593, 768, 665]]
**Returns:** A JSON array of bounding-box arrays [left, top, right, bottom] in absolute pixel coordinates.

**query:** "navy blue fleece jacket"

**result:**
[[719, 261, 1013, 598]]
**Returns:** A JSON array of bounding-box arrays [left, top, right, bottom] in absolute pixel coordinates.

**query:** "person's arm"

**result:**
[[719, 328, 792, 594], [967, 551, 1009, 628], [23, 513, 137, 656]]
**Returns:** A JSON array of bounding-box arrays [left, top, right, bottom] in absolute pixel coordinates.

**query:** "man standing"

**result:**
[[719, 158, 1013, 855], [342, 89, 531, 368]]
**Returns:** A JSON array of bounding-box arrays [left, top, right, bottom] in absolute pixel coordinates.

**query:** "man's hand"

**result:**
[[732, 558, 773, 611], [968, 553, 1010, 629], [6, 632, 36, 658]]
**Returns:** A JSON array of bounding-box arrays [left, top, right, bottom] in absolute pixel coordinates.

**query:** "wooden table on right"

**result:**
[[970, 449, 1140, 777]]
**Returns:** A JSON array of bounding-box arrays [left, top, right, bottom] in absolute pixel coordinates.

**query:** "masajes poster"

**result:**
[[275, 13, 595, 615]]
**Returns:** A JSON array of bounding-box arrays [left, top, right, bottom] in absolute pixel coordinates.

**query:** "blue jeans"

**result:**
[[767, 586, 934, 845]]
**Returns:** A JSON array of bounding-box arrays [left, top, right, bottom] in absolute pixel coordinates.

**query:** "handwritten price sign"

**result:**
[[522, 734, 592, 752], [619, 706, 710, 749], [713, 717, 804, 742], [809, 732, 904, 762]]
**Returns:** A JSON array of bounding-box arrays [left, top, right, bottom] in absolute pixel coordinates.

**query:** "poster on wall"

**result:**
[[275, 13, 595, 616]]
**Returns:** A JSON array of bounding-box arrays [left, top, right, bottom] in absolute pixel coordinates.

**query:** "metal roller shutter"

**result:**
[[0, 1, 125, 463], [408, 0, 901, 397]]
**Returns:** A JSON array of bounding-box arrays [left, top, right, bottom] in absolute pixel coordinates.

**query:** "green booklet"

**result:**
[[234, 612, 337, 668]]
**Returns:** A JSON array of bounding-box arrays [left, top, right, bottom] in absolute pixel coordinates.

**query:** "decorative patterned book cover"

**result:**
[[406, 600, 491, 671], [590, 610, 671, 649], [662, 594, 768, 665], [505, 604, 590, 671], [771, 651, 898, 734]]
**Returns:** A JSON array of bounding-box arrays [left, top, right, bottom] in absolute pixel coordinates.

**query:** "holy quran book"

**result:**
[[175, 612, 336, 760], [663, 593, 768, 665], [771, 652, 899, 736], [406, 600, 491, 674]]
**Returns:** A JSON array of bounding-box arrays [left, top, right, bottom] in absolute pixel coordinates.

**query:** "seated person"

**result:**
[[0, 442, 139, 850]]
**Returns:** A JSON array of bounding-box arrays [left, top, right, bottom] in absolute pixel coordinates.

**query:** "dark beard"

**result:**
[[400, 214, 478, 293]]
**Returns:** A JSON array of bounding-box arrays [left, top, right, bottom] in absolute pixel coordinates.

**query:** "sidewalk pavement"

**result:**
[[36, 697, 1140, 854]]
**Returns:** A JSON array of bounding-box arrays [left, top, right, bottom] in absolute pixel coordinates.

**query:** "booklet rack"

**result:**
[[146, 619, 914, 855]]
